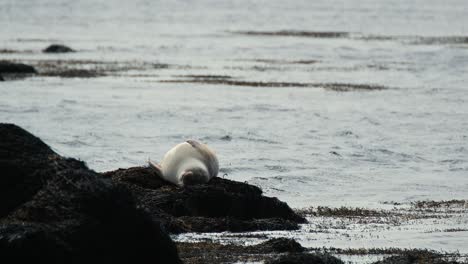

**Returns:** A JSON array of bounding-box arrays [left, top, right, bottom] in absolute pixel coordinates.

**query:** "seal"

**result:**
[[149, 140, 219, 187]]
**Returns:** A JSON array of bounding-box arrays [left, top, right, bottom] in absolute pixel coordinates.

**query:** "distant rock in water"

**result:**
[[267, 253, 344, 264], [177, 238, 310, 263], [0, 123, 181, 263], [102, 166, 306, 233], [252, 238, 305, 253], [372, 250, 459, 264], [43, 44, 75, 53], [0, 61, 37, 74]]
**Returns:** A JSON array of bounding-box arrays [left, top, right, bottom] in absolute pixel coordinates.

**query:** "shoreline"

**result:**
[[0, 123, 466, 263]]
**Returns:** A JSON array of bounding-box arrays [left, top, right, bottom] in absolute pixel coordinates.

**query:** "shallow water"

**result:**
[[1, 0, 468, 256]]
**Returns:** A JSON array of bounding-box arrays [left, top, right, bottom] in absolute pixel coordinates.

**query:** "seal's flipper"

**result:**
[[148, 160, 163, 177]]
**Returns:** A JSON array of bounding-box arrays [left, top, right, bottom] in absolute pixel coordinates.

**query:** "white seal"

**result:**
[[149, 140, 219, 187]]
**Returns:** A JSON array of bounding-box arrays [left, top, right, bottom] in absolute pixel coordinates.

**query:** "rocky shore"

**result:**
[[0, 123, 180, 263], [102, 166, 306, 233], [0, 123, 464, 263]]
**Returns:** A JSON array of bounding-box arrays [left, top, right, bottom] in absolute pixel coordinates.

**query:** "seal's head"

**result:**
[[149, 140, 219, 187]]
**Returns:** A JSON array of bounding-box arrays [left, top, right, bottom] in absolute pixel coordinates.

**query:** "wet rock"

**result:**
[[252, 237, 305, 253], [373, 250, 460, 264], [0, 123, 181, 263], [0, 224, 71, 262], [266, 253, 345, 264], [177, 238, 312, 264], [0, 123, 56, 217], [102, 166, 306, 233], [0, 61, 37, 74], [41, 69, 102, 78], [0, 74, 3, 81], [43, 44, 75, 53]]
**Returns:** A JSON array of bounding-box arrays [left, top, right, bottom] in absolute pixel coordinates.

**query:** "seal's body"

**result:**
[[149, 140, 219, 187]]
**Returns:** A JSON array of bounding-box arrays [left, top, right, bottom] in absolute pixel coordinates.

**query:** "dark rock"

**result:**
[[266, 253, 345, 264], [252, 238, 305, 253], [0, 123, 56, 217], [177, 238, 312, 264], [0, 224, 71, 262], [41, 69, 102, 78], [103, 166, 306, 233], [0, 74, 3, 81], [43, 44, 75, 53], [0, 123, 181, 263], [0, 61, 37, 74], [373, 250, 460, 264]]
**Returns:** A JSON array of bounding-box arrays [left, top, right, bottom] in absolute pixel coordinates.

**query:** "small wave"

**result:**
[[236, 58, 319, 65], [440, 159, 466, 164], [252, 104, 295, 112], [238, 136, 280, 145], [0, 107, 39, 113], [59, 139, 91, 147], [264, 165, 289, 173], [369, 148, 428, 162], [59, 99, 78, 105], [335, 130, 359, 138]]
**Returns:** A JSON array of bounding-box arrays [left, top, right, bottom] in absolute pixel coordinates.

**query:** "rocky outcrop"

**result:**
[[251, 238, 305, 253], [0, 123, 181, 263], [373, 250, 459, 264], [177, 238, 339, 264], [103, 166, 306, 233], [266, 253, 344, 264], [0, 61, 37, 74], [43, 44, 75, 53]]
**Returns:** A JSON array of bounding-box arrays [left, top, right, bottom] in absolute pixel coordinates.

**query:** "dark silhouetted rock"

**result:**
[[0, 61, 37, 74], [373, 250, 460, 264], [0, 123, 181, 263], [0, 224, 71, 262], [43, 44, 75, 53], [103, 166, 306, 233], [0, 74, 3, 81], [0, 123, 56, 217], [266, 253, 345, 264]]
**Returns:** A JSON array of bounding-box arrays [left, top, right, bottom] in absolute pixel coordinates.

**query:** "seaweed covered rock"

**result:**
[[103, 166, 306, 233], [0, 124, 56, 217], [177, 238, 310, 263], [0, 123, 181, 263], [373, 250, 460, 264], [267, 253, 344, 264], [43, 44, 75, 53], [252, 238, 305, 253], [0, 61, 37, 74]]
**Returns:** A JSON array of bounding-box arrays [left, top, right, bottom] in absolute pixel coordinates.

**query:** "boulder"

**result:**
[[0, 123, 181, 263], [0, 61, 37, 74], [0, 123, 56, 217], [43, 44, 75, 53], [103, 166, 306, 233]]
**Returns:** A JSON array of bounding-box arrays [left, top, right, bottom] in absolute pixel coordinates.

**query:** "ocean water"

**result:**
[[1, 0, 468, 256]]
